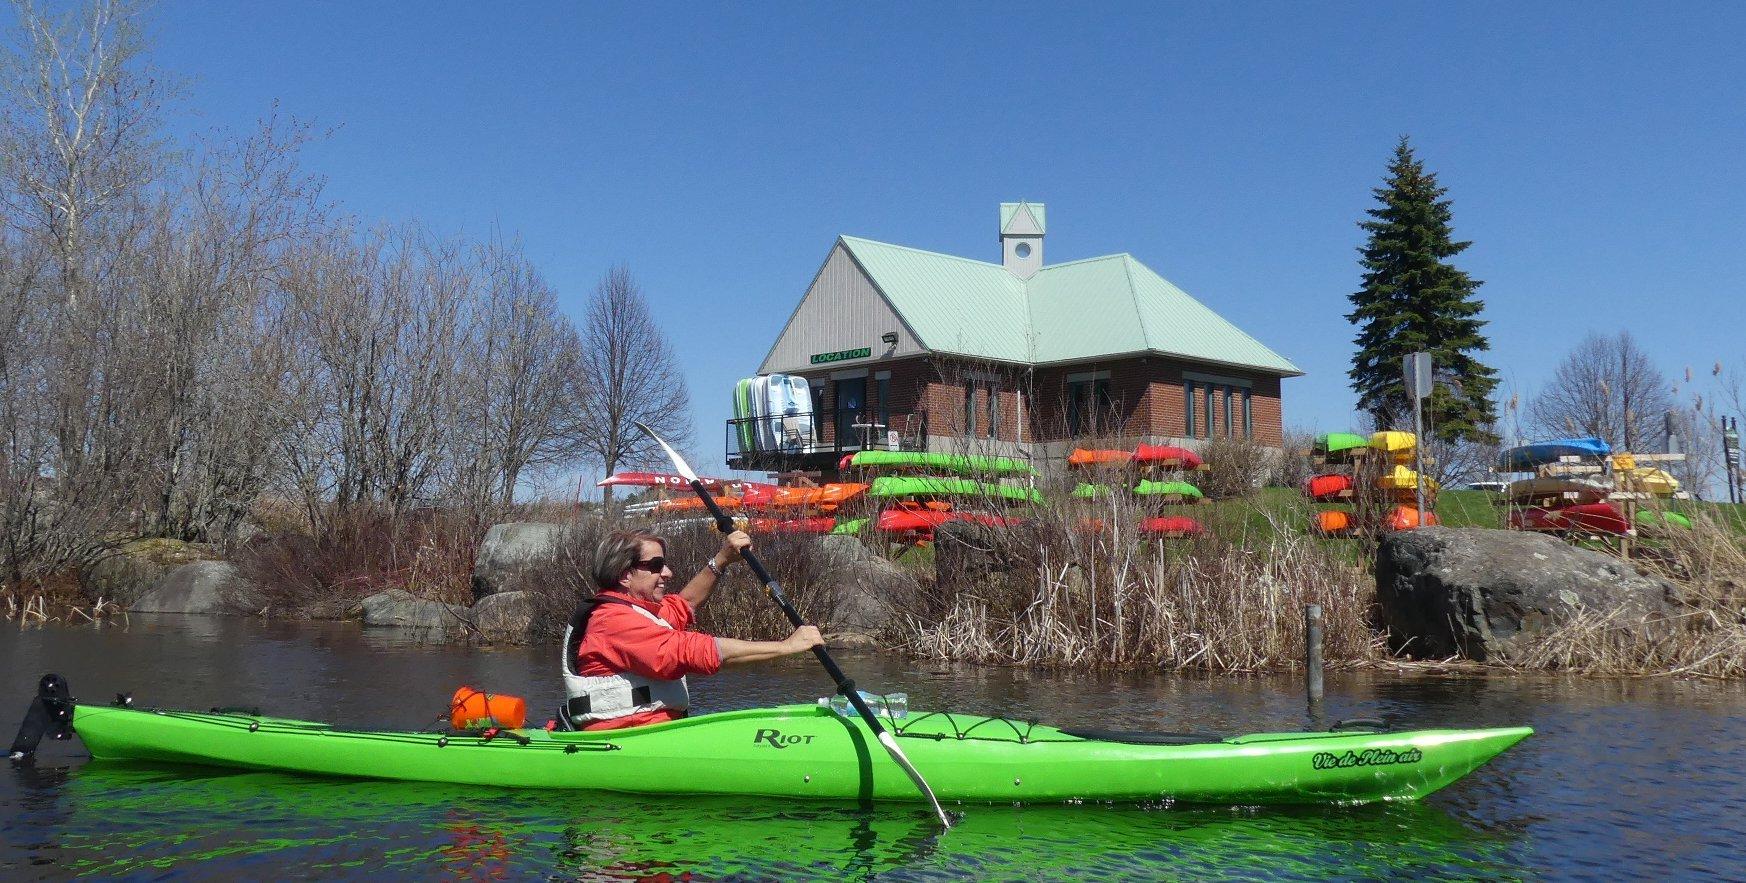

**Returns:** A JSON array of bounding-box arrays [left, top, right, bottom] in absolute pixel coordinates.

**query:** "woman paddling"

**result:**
[[561, 528, 825, 731]]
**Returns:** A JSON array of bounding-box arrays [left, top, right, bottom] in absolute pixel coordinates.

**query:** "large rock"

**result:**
[[473, 522, 565, 600], [130, 561, 252, 614], [814, 535, 921, 639], [86, 539, 217, 607], [470, 590, 537, 643], [359, 589, 470, 630], [1376, 527, 1679, 661]]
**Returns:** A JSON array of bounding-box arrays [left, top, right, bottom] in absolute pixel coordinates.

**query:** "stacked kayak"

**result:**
[[1132, 445, 1204, 470], [1314, 433, 1369, 461], [1308, 429, 1434, 535], [1510, 503, 1629, 536], [67, 701, 1532, 806], [1497, 437, 1610, 472], [847, 450, 1037, 477], [1369, 431, 1417, 462], [732, 374, 815, 454]]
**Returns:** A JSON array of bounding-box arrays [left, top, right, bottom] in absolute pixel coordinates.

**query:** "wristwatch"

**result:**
[[706, 558, 724, 577]]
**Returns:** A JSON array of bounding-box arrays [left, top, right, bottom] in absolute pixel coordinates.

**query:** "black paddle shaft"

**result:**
[[691, 479, 891, 735]]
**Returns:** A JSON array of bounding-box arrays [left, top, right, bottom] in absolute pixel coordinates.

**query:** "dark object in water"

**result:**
[[9, 673, 76, 764]]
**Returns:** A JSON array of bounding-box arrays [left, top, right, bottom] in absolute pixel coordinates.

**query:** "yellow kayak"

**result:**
[[1623, 467, 1679, 497], [1369, 431, 1416, 461], [1377, 464, 1438, 492]]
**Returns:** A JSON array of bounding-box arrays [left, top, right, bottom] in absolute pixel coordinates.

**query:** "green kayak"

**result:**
[[867, 476, 1042, 505], [1133, 480, 1204, 499], [1315, 433, 1368, 455], [69, 703, 1530, 806], [848, 450, 1037, 477]]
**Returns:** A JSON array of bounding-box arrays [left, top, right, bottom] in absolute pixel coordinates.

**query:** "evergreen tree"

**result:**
[[1347, 137, 1499, 443]]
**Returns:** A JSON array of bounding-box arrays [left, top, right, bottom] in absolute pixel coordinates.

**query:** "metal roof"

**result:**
[[837, 236, 1302, 375]]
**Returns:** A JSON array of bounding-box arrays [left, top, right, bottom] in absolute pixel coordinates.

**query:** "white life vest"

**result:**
[[561, 596, 690, 726]]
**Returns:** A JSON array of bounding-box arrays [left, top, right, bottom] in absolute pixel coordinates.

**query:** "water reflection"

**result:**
[[4, 616, 1746, 878], [31, 764, 1521, 880]]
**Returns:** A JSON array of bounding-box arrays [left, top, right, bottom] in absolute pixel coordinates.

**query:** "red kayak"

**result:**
[[746, 516, 836, 535], [1509, 503, 1628, 536], [1133, 445, 1203, 469], [1138, 515, 1204, 537], [1304, 474, 1353, 501], [875, 509, 1023, 533], [600, 471, 736, 490]]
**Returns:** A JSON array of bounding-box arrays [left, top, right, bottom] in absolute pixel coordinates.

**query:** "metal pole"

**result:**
[[1305, 604, 1324, 705], [1413, 392, 1426, 517]]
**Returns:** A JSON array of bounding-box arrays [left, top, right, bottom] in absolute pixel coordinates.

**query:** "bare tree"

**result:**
[[1528, 331, 1672, 451], [450, 237, 584, 519], [572, 265, 688, 510]]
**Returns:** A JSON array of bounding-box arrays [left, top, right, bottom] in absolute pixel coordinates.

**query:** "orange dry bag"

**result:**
[[449, 686, 528, 730]]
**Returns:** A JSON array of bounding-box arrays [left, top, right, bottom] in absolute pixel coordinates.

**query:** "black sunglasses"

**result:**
[[630, 557, 667, 573]]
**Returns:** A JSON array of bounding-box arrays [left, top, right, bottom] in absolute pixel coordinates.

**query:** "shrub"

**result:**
[[1198, 434, 1275, 499]]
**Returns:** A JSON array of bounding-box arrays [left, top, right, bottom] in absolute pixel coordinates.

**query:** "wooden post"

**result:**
[[1305, 604, 1325, 706]]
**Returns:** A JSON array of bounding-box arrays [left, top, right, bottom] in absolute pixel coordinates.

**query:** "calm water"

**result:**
[[4, 616, 1744, 880]]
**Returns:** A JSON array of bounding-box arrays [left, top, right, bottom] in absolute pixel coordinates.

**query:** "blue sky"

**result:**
[[131, 1, 1746, 479]]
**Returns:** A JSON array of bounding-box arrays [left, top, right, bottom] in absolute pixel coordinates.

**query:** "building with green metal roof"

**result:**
[[728, 202, 1301, 472]]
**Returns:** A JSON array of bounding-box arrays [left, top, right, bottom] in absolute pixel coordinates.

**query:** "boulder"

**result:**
[[359, 589, 469, 631], [470, 590, 537, 643], [1376, 527, 1679, 661], [473, 522, 565, 600], [87, 539, 217, 607], [130, 561, 252, 614], [814, 535, 921, 639]]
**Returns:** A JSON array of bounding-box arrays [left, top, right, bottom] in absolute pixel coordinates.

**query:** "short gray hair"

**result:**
[[593, 529, 666, 591]]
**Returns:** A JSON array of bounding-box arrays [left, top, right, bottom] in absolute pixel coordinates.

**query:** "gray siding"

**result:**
[[759, 242, 924, 374]]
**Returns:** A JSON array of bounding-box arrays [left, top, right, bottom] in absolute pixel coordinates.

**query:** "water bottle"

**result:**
[[824, 691, 908, 719]]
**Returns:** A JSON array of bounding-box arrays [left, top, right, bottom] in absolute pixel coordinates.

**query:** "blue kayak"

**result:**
[[1497, 437, 1611, 471]]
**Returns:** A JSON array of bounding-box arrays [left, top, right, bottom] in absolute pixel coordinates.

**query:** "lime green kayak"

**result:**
[[829, 517, 870, 535], [1316, 433, 1368, 455], [70, 703, 1529, 806], [867, 476, 1042, 505], [1070, 482, 1112, 499], [849, 450, 1037, 476], [1133, 480, 1204, 499]]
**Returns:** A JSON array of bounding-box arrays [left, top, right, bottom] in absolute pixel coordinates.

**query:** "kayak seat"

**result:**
[[1058, 728, 1224, 745]]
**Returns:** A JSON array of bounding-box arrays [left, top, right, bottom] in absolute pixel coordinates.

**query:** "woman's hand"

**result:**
[[783, 625, 824, 653], [716, 530, 752, 566]]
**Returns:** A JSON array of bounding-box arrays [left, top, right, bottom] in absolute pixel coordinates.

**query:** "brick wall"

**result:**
[[790, 355, 1285, 450]]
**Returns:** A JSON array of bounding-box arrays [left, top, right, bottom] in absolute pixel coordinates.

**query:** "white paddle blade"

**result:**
[[877, 730, 953, 828], [632, 421, 698, 482]]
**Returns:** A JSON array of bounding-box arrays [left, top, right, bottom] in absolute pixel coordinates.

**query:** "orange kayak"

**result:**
[[1067, 448, 1134, 468]]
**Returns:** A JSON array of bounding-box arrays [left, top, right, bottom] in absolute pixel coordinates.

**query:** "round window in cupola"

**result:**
[[1015, 242, 1032, 259]]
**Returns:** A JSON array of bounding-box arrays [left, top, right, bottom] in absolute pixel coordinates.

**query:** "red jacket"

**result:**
[[575, 591, 720, 731]]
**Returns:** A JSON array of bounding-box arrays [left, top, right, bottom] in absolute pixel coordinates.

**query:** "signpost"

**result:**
[[1724, 417, 1741, 505], [1404, 352, 1432, 517]]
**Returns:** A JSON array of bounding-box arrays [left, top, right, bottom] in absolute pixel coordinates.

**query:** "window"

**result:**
[[1184, 382, 1196, 437], [1242, 389, 1252, 438], [1066, 376, 1114, 436], [875, 373, 890, 435], [1206, 386, 1217, 438], [963, 380, 976, 435], [1015, 242, 1031, 258], [1223, 387, 1233, 438], [986, 384, 999, 438]]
